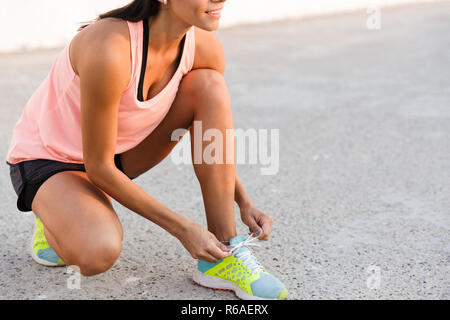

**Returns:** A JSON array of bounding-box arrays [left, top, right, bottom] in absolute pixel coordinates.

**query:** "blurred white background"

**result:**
[[0, 0, 439, 53]]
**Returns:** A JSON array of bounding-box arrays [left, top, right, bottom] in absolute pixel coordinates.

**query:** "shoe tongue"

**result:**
[[228, 235, 249, 254]]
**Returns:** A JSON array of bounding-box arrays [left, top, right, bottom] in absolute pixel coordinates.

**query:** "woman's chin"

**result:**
[[200, 21, 221, 32]]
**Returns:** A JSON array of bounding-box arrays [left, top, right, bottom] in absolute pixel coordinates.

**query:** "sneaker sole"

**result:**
[[29, 234, 64, 267], [192, 270, 287, 300]]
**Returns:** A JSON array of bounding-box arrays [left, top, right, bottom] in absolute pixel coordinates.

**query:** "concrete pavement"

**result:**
[[0, 2, 449, 299]]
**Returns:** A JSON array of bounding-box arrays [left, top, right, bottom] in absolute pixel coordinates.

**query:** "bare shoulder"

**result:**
[[192, 27, 226, 75], [71, 17, 132, 85]]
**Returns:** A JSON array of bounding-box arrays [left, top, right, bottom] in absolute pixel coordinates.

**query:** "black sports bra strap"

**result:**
[[137, 19, 149, 102]]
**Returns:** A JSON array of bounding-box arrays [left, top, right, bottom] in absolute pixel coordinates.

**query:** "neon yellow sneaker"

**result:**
[[30, 216, 65, 267], [193, 233, 288, 300]]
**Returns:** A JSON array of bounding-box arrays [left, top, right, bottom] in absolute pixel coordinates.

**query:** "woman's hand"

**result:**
[[240, 203, 274, 241], [176, 221, 230, 262]]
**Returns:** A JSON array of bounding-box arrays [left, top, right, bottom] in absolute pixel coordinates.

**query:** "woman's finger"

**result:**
[[245, 216, 262, 235], [218, 242, 231, 252], [200, 251, 222, 263], [259, 216, 273, 240], [208, 244, 230, 261]]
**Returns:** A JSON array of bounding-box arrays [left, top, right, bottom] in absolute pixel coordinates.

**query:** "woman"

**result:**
[[5, 0, 287, 300]]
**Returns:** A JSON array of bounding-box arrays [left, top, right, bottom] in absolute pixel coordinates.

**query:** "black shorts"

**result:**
[[5, 154, 134, 212]]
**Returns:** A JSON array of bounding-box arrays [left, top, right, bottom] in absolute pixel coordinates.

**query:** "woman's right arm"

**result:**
[[78, 35, 229, 262]]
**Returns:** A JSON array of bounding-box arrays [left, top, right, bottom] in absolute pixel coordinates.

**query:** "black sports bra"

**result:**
[[137, 18, 187, 102]]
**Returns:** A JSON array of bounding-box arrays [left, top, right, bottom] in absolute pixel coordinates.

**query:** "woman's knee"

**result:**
[[180, 69, 228, 100], [180, 70, 231, 120], [74, 233, 122, 276]]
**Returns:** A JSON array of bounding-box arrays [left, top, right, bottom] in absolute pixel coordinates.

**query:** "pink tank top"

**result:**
[[5, 19, 196, 165]]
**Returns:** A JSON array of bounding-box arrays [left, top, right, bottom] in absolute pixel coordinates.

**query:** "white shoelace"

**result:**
[[229, 233, 264, 275]]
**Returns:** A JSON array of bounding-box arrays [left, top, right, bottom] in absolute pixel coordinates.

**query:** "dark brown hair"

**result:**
[[78, 0, 162, 31]]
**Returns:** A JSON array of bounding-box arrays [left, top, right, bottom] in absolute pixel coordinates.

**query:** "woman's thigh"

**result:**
[[32, 170, 123, 275], [119, 68, 229, 179]]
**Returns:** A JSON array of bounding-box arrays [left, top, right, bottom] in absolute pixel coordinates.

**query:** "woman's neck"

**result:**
[[147, 10, 191, 54]]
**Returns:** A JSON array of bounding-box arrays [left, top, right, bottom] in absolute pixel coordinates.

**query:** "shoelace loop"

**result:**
[[229, 233, 263, 275]]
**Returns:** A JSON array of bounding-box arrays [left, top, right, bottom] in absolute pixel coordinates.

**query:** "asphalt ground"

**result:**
[[0, 2, 449, 299]]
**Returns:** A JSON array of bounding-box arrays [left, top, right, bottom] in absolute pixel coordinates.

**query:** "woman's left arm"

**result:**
[[235, 175, 274, 241]]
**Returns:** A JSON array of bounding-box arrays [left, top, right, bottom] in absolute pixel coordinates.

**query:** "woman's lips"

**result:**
[[206, 8, 222, 18], [206, 7, 223, 13]]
